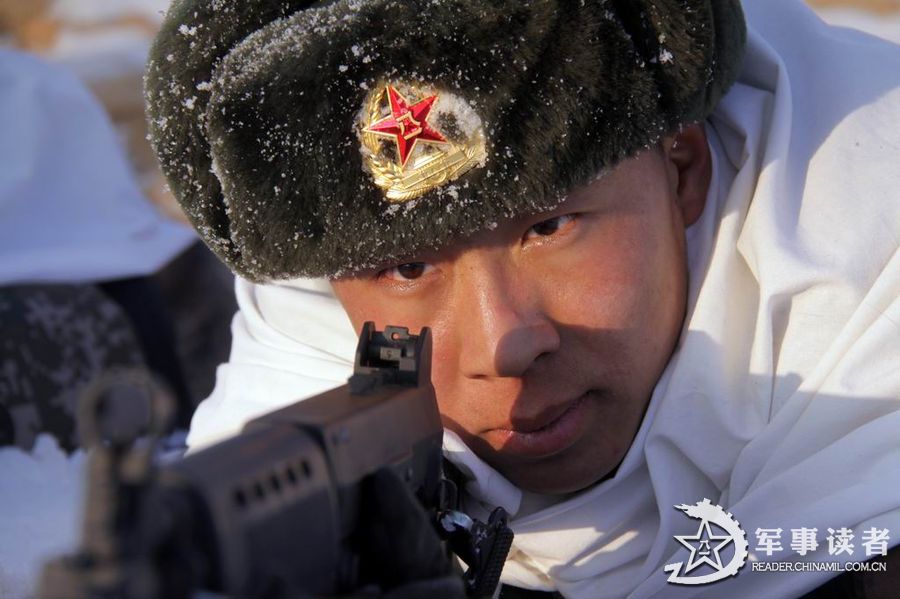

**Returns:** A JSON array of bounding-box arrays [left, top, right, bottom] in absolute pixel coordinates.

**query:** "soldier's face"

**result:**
[[332, 126, 710, 494]]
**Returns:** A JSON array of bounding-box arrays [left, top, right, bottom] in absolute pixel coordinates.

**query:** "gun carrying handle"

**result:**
[[39, 369, 184, 599], [77, 368, 176, 450]]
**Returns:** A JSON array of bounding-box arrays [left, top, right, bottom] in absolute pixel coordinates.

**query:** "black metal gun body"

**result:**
[[164, 327, 444, 595], [39, 323, 511, 599]]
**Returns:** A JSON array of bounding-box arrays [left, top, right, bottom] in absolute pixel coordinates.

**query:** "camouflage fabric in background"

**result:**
[[154, 241, 236, 407], [0, 284, 145, 453]]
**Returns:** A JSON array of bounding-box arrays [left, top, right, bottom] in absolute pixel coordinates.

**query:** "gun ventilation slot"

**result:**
[[232, 459, 315, 510]]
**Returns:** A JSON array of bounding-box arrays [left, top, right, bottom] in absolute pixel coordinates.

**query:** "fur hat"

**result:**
[[145, 0, 746, 281]]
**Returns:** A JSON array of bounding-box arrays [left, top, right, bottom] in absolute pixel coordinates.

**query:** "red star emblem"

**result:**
[[365, 85, 448, 168]]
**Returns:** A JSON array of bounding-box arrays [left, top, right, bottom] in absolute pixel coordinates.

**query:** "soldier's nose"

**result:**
[[454, 255, 560, 379]]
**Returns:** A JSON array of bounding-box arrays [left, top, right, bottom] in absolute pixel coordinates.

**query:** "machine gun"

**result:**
[[38, 323, 513, 598]]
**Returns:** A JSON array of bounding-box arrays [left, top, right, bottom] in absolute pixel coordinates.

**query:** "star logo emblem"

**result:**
[[359, 82, 487, 202], [664, 499, 749, 585], [364, 84, 448, 169], [674, 519, 734, 574]]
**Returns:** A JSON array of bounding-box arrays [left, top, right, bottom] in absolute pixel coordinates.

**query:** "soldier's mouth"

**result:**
[[486, 391, 593, 458]]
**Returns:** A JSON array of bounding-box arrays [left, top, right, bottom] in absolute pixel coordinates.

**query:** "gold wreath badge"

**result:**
[[360, 83, 486, 203]]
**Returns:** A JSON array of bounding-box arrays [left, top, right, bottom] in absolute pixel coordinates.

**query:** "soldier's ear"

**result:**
[[664, 124, 711, 227]]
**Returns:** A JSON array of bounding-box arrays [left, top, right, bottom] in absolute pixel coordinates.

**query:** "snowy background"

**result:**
[[0, 0, 899, 598]]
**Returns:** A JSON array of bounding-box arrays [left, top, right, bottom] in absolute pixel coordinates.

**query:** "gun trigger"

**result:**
[[466, 507, 513, 597], [436, 507, 513, 598]]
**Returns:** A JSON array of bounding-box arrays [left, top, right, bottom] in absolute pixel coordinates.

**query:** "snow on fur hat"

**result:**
[[145, 0, 746, 281]]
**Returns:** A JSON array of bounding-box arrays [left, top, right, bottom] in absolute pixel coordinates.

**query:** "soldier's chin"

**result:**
[[501, 456, 621, 496]]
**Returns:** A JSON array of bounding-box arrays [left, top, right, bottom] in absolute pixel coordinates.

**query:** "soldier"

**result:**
[[0, 50, 200, 452], [147, 0, 900, 597]]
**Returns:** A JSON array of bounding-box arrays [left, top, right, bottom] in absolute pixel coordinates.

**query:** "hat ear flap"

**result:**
[[145, 0, 319, 273], [608, 0, 746, 126], [705, 0, 747, 117]]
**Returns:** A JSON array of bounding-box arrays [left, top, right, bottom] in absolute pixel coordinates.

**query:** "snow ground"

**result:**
[[818, 7, 900, 42], [44, 0, 169, 85], [51, 0, 170, 24], [0, 437, 86, 599]]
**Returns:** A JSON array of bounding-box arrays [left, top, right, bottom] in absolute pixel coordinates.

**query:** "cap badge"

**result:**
[[360, 83, 486, 203]]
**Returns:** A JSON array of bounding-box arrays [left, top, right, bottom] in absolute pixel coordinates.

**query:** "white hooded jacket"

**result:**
[[186, 1, 900, 596]]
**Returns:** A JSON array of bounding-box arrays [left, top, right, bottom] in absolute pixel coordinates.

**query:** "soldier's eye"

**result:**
[[524, 214, 576, 240], [380, 262, 434, 281]]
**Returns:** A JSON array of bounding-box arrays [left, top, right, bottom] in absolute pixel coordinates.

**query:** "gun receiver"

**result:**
[[39, 323, 512, 598]]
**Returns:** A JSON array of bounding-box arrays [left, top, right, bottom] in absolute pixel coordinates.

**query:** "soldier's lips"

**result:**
[[485, 391, 593, 458]]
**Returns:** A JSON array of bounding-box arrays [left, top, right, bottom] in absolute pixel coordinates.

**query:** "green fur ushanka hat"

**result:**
[[146, 0, 746, 281]]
